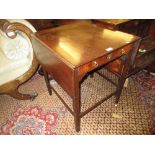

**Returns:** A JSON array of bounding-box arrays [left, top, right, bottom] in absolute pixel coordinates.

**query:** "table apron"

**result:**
[[78, 44, 133, 76]]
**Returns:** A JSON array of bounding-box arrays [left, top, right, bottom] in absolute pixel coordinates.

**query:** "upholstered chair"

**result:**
[[0, 19, 39, 100]]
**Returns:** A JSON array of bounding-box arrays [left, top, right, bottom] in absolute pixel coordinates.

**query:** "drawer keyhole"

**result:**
[[121, 49, 126, 54]]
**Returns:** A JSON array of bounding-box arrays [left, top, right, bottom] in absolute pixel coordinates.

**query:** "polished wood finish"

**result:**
[[31, 22, 140, 131], [28, 20, 92, 76], [105, 36, 155, 76], [93, 19, 155, 81], [27, 19, 58, 31], [92, 19, 152, 37], [96, 37, 155, 94], [34, 23, 139, 67], [27, 19, 58, 76], [92, 19, 132, 30], [0, 20, 39, 100]]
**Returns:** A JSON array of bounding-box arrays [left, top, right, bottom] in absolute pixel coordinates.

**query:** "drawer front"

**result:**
[[78, 44, 133, 76]]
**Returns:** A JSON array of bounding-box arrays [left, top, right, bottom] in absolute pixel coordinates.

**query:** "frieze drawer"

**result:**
[[78, 44, 133, 76]]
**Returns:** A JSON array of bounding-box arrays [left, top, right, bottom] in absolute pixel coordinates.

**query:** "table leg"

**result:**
[[73, 97, 81, 132], [115, 75, 126, 104], [115, 39, 141, 105], [42, 67, 52, 95], [73, 77, 81, 132]]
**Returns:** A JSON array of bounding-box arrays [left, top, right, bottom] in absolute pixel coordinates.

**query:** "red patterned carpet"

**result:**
[[0, 69, 154, 135], [132, 71, 155, 134], [0, 106, 59, 135]]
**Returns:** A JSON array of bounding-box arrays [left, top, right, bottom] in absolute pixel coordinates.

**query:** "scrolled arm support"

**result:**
[[0, 19, 34, 41]]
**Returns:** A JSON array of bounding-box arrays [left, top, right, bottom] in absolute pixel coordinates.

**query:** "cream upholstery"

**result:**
[[0, 50, 29, 85], [0, 31, 31, 60], [0, 19, 36, 86]]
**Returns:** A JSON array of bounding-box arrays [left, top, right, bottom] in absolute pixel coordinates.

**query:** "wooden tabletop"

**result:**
[[34, 22, 139, 68], [93, 19, 132, 26]]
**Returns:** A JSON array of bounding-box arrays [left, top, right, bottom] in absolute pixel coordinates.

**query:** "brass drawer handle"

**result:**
[[121, 49, 126, 54], [107, 54, 112, 60], [92, 61, 98, 67]]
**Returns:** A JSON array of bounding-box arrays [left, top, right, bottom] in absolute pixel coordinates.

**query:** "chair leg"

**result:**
[[7, 88, 38, 101]]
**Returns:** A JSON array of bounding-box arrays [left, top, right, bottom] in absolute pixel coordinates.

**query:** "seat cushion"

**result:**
[[0, 50, 30, 85], [0, 30, 33, 61]]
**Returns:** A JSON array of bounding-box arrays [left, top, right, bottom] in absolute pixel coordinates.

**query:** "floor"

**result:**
[[0, 69, 152, 135]]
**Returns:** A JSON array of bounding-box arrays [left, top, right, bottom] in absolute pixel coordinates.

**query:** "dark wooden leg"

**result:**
[[73, 96, 81, 132], [145, 69, 151, 77], [90, 73, 94, 78], [42, 67, 52, 95], [115, 76, 126, 104], [144, 66, 151, 77], [7, 88, 38, 101], [115, 39, 141, 105], [73, 73, 81, 132]]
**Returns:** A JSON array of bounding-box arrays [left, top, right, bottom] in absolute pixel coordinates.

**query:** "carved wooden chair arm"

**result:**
[[0, 19, 34, 40], [0, 19, 39, 96]]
